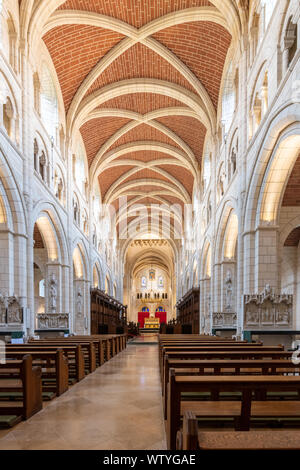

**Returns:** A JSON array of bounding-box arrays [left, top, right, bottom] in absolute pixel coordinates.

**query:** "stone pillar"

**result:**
[[254, 225, 279, 292]]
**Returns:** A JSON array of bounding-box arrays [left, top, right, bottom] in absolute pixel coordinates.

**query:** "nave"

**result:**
[[0, 342, 166, 450]]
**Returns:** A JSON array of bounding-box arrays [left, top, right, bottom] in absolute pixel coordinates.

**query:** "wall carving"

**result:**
[[37, 313, 69, 330], [244, 285, 293, 330], [213, 312, 237, 328], [0, 294, 23, 324]]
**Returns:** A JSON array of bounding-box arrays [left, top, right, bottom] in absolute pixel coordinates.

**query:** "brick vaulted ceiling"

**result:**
[[41, 0, 233, 234]]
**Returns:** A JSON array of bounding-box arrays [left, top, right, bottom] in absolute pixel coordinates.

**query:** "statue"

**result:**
[[225, 270, 233, 311], [49, 274, 57, 313], [76, 288, 83, 316], [0, 293, 5, 323], [7, 296, 22, 323]]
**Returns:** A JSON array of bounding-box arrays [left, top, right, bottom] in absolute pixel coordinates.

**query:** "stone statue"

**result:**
[[225, 270, 233, 311], [7, 296, 21, 323], [0, 293, 5, 323], [49, 274, 57, 313], [76, 288, 83, 316]]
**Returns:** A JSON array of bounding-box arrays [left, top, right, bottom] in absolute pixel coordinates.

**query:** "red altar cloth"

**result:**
[[138, 312, 149, 328], [155, 311, 167, 325], [138, 311, 167, 327]]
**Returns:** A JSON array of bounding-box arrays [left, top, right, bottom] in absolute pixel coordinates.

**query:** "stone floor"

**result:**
[[0, 344, 167, 450]]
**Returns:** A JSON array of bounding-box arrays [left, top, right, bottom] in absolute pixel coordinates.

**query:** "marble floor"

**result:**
[[0, 344, 167, 450]]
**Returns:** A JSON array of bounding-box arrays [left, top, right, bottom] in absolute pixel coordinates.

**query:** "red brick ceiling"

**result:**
[[284, 227, 300, 247], [80, 117, 131, 165], [33, 224, 45, 249], [58, 1, 212, 28], [41, 1, 232, 232], [114, 150, 182, 163], [98, 165, 135, 198], [153, 22, 232, 108], [43, 25, 124, 112], [97, 93, 187, 114], [122, 168, 173, 187], [282, 154, 300, 206], [155, 115, 207, 165], [108, 123, 182, 151], [84, 42, 196, 97]]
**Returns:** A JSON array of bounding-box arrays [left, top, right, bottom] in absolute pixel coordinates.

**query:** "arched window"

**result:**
[[33, 72, 41, 115], [34, 139, 39, 172], [284, 19, 298, 70], [229, 138, 238, 180], [221, 62, 236, 134], [249, 13, 260, 65], [248, 68, 268, 141], [7, 15, 18, 73], [207, 195, 212, 225], [263, 0, 277, 28], [39, 279, 45, 298], [217, 166, 226, 204], [202, 143, 211, 192], [54, 167, 65, 204], [40, 63, 58, 140], [74, 141, 86, 195], [82, 210, 88, 236], [3, 97, 13, 138], [73, 194, 80, 225], [39, 151, 48, 183]]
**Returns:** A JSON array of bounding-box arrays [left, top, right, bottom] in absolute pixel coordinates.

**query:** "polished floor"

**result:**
[[0, 344, 167, 450]]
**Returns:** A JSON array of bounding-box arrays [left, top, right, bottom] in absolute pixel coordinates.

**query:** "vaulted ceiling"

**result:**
[[34, 0, 240, 239]]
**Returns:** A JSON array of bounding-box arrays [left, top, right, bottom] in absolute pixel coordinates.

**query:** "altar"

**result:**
[[144, 317, 160, 329], [138, 311, 167, 328]]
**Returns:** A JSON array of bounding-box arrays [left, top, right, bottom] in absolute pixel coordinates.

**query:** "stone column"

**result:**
[[254, 225, 279, 292]]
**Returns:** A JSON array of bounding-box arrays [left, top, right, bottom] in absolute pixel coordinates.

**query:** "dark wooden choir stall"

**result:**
[[90, 288, 127, 335]]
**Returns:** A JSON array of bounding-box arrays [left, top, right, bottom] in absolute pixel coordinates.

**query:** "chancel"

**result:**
[[0, 0, 300, 453]]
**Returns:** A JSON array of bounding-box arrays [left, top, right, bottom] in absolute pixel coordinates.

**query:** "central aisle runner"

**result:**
[[0, 344, 167, 450]]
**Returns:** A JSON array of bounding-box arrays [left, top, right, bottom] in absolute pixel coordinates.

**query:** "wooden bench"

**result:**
[[6, 344, 85, 382], [0, 355, 42, 426], [167, 372, 300, 449], [3, 348, 69, 397], [177, 411, 300, 450], [163, 357, 300, 419], [26, 341, 96, 374], [160, 348, 287, 382]]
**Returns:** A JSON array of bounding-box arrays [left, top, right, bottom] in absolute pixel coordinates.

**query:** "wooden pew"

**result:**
[[65, 336, 107, 364], [160, 347, 286, 382], [25, 341, 96, 374], [167, 372, 300, 449], [159, 334, 240, 341], [3, 349, 68, 397], [6, 344, 85, 382], [177, 411, 300, 450], [163, 357, 300, 419], [0, 355, 42, 424]]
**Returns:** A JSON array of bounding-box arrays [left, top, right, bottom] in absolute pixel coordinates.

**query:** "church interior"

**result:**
[[0, 0, 300, 452]]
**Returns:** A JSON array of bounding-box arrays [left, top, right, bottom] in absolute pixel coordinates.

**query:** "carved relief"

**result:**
[[7, 296, 22, 323], [244, 285, 293, 330], [37, 313, 69, 330], [213, 312, 237, 328]]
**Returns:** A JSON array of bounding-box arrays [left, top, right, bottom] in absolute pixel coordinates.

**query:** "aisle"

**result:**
[[0, 344, 167, 450]]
